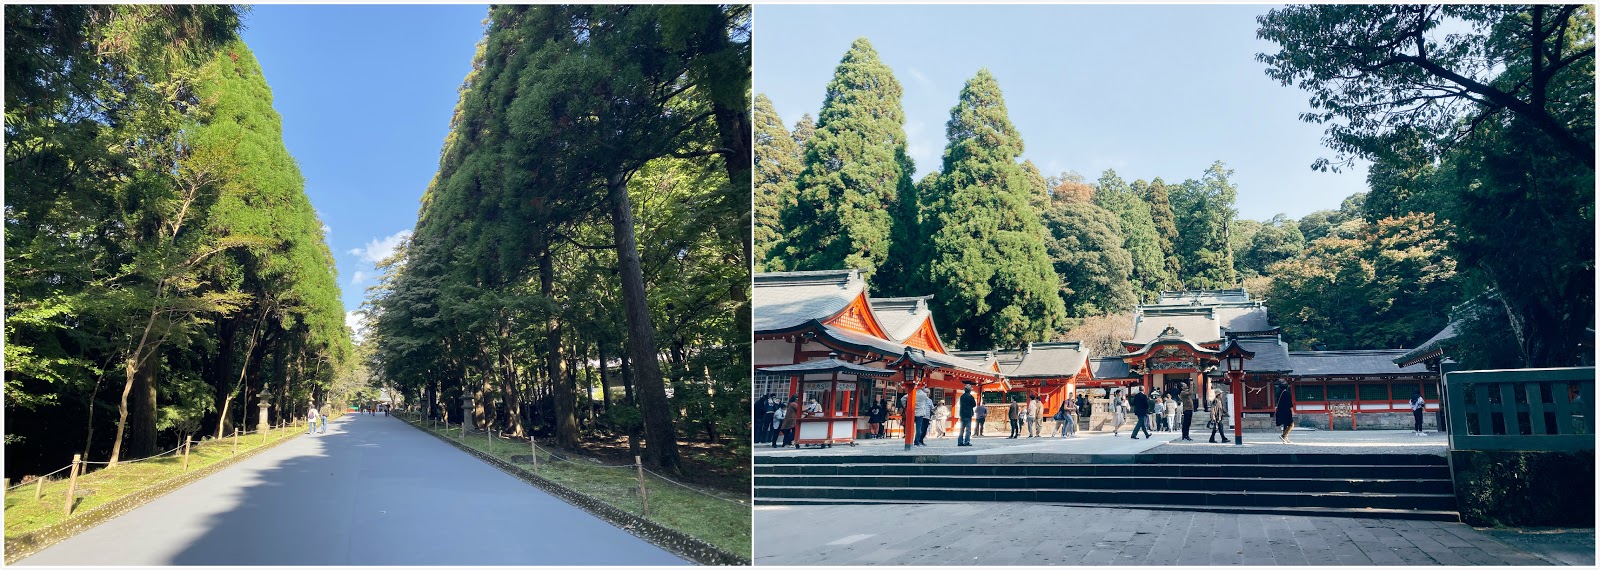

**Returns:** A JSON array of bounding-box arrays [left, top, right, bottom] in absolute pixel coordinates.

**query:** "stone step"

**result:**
[[754, 485, 1459, 512], [755, 473, 1452, 494], [753, 497, 1463, 522], [755, 462, 1449, 480]]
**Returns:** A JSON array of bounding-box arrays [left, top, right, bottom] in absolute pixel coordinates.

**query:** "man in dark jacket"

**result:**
[[957, 386, 977, 446], [1007, 398, 1021, 438], [1129, 385, 1153, 439]]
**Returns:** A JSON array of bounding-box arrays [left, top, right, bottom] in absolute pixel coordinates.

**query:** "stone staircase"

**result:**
[[754, 452, 1458, 521]]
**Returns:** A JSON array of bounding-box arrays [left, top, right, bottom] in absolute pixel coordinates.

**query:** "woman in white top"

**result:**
[[1110, 390, 1127, 436], [1168, 394, 1181, 433], [932, 400, 951, 438]]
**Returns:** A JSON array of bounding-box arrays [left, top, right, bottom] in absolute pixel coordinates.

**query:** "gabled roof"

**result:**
[[1216, 304, 1273, 334], [949, 350, 1000, 372], [1289, 349, 1433, 376], [1003, 342, 1090, 378], [1204, 335, 1293, 376], [1155, 289, 1251, 306], [803, 321, 998, 378], [753, 270, 864, 332], [1131, 310, 1220, 344], [1090, 357, 1134, 379], [1395, 321, 1459, 367], [757, 356, 897, 377], [869, 295, 934, 342]]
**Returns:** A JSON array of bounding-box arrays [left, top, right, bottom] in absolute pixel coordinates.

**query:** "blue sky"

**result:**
[[756, 4, 1372, 222], [239, 4, 487, 329]]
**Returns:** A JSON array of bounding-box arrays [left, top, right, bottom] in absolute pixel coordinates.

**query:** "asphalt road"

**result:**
[[18, 413, 686, 565]]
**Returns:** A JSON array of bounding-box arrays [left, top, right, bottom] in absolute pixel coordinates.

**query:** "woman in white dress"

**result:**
[[1110, 390, 1127, 436], [932, 399, 951, 438]]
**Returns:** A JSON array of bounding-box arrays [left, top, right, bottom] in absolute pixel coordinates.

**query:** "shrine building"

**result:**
[[754, 270, 1442, 442]]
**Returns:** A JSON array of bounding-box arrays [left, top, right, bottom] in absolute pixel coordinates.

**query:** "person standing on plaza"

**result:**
[[1275, 380, 1295, 443], [974, 399, 988, 437], [1008, 397, 1021, 438], [1167, 395, 1179, 432], [913, 386, 933, 446], [754, 394, 771, 444], [1152, 396, 1167, 432], [1181, 385, 1198, 441], [1410, 389, 1427, 436], [931, 398, 951, 439], [1110, 390, 1127, 436], [1060, 392, 1078, 437], [770, 398, 786, 447], [867, 397, 887, 439], [958, 386, 976, 446], [1129, 386, 1153, 439], [780, 395, 800, 447], [1027, 394, 1044, 438], [1208, 389, 1231, 443]]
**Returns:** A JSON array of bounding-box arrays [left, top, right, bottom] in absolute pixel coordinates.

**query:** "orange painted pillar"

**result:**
[[901, 368, 917, 451]]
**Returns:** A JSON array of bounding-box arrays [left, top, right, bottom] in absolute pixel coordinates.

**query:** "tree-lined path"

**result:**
[[16, 415, 684, 566]]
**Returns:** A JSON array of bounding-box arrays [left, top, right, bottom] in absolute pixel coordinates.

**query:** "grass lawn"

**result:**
[[402, 415, 751, 557], [4, 424, 306, 540]]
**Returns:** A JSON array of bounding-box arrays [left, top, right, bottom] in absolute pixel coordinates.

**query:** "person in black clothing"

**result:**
[[1007, 398, 1021, 438], [957, 386, 977, 446], [1129, 386, 1152, 439], [753, 395, 770, 444], [1275, 381, 1295, 443], [868, 398, 888, 438], [1179, 382, 1197, 441]]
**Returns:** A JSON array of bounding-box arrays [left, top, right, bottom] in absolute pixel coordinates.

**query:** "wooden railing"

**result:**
[[1443, 366, 1594, 452]]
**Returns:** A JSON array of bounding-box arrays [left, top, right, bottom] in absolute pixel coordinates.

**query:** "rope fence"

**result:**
[[4, 424, 303, 496]]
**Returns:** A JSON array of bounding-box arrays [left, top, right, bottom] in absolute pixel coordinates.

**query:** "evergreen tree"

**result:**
[[1171, 161, 1240, 289], [920, 69, 1064, 348], [791, 113, 816, 149], [1044, 197, 1136, 318], [753, 94, 801, 271], [779, 38, 914, 284], [1140, 177, 1182, 288], [1092, 169, 1165, 300]]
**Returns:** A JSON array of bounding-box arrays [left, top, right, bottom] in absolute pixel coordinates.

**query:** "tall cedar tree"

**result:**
[[1171, 162, 1240, 289], [779, 38, 916, 287], [754, 94, 801, 271], [1044, 197, 1136, 318], [1092, 170, 1165, 301], [920, 69, 1065, 349], [791, 114, 816, 148], [1139, 178, 1182, 288]]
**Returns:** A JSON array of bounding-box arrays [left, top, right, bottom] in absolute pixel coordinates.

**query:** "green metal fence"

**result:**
[[1443, 366, 1595, 452]]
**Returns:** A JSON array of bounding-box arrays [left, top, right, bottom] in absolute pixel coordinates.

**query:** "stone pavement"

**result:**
[[18, 413, 685, 565], [753, 503, 1554, 565]]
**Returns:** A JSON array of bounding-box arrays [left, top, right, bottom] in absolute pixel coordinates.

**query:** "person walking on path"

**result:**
[[913, 387, 933, 446], [318, 405, 330, 434], [780, 395, 800, 447], [1181, 386, 1198, 441], [1110, 390, 1127, 436], [931, 399, 951, 439], [1410, 389, 1428, 436], [1027, 395, 1044, 438], [1059, 393, 1078, 437], [1275, 380, 1295, 443], [1007, 398, 1021, 439], [1129, 386, 1153, 439], [307, 405, 320, 435], [1208, 389, 1231, 443], [957, 387, 976, 446], [974, 400, 987, 437]]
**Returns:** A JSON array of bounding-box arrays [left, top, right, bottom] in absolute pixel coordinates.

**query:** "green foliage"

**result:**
[[1170, 161, 1240, 289], [1265, 212, 1460, 350], [1043, 198, 1136, 318], [1235, 215, 1305, 278], [1092, 169, 1166, 299], [754, 94, 801, 272], [1138, 178, 1182, 289], [919, 69, 1064, 349], [778, 38, 915, 284]]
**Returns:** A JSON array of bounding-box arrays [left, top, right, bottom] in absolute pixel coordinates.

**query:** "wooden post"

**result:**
[[182, 436, 193, 472], [233, 428, 239, 455], [34, 474, 44, 501], [530, 438, 538, 473], [635, 455, 649, 518], [63, 455, 81, 516]]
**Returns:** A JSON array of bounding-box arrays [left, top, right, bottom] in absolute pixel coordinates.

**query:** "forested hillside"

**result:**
[[364, 5, 751, 474], [5, 6, 353, 476], [755, 4, 1593, 370]]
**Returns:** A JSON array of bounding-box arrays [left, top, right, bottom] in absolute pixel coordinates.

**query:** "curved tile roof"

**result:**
[[869, 295, 934, 342], [753, 270, 863, 332]]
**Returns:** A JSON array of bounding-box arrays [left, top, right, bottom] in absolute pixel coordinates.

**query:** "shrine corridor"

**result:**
[[16, 414, 685, 566]]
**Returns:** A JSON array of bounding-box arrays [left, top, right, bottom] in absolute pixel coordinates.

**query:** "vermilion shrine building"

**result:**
[[754, 269, 1440, 442]]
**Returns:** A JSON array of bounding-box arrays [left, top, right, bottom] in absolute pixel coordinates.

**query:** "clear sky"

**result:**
[[239, 4, 487, 326], [755, 4, 1372, 223]]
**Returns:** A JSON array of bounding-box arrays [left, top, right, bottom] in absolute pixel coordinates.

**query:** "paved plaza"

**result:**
[[18, 414, 684, 565], [754, 503, 1569, 565]]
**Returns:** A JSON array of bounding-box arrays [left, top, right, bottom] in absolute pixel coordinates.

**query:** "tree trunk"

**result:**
[[606, 171, 682, 472], [126, 358, 159, 458], [543, 247, 580, 448], [497, 316, 525, 437], [598, 341, 612, 412]]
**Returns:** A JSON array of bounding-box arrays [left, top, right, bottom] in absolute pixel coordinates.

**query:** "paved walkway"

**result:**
[[18, 414, 685, 565], [753, 503, 1553, 566]]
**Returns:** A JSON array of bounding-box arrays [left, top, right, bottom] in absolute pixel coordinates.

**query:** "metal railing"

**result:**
[[1443, 366, 1595, 452]]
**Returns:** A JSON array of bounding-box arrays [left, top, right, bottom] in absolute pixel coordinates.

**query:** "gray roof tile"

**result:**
[[1003, 342, 1089, 378], [753, 270, 863, 332], [1289, 349, 1433, 376]]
